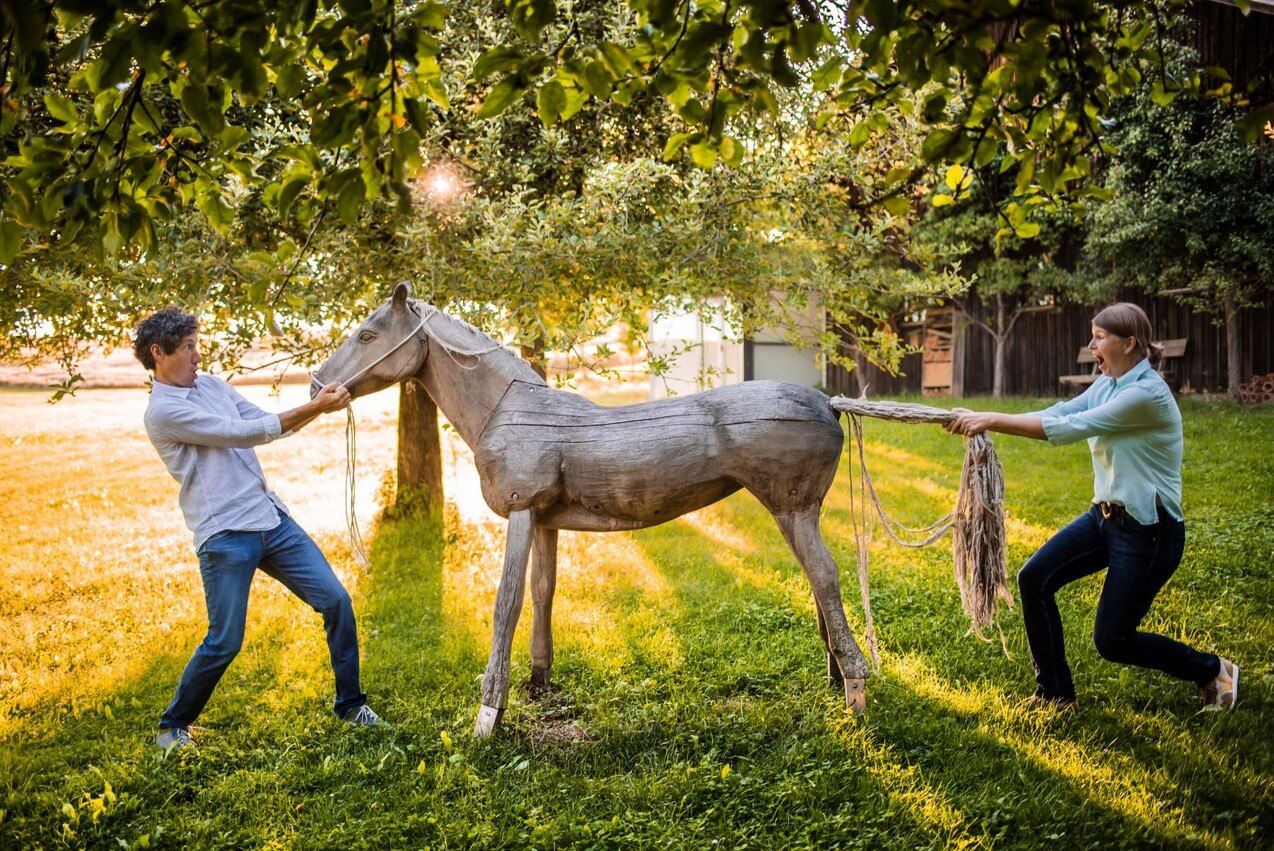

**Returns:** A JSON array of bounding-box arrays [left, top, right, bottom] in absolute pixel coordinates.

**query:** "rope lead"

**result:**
[[829, 396, 1014, 662]]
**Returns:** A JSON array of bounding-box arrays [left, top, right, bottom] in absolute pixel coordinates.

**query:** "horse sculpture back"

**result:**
[[314, 283, 870, 735]]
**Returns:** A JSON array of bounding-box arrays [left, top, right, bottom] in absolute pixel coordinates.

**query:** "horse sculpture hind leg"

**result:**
[[816, 603, 846, 689], [775, 505, 870, 712], [529, 526, 559, 690]]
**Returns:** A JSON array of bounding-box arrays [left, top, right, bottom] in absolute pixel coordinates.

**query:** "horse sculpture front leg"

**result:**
[[475, 508, 536, 737]]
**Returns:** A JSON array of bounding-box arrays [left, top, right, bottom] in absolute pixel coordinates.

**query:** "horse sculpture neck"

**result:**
[[412, 304, 547, 448]]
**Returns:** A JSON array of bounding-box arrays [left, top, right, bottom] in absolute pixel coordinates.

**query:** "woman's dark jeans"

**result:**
[[1018, 503, 1219, 701], [159, 513, 366, 729]]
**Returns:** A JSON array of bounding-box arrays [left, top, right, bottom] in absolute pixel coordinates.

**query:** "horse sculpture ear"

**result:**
[[391, 281, 411, 311]]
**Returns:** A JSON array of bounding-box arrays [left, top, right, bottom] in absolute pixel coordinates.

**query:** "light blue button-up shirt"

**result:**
[[1033, 357, 1183, 526], [144, 375, 290, 549]]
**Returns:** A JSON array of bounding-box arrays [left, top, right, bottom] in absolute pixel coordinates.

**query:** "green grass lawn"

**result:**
[[1, 391, 1270, 849]]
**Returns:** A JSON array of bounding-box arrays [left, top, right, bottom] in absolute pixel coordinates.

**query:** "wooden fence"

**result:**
[[827, 290, 1274, 398]]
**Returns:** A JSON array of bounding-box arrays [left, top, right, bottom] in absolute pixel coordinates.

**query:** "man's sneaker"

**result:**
[[155, 727, 194, 751], [1201, 657, 1239, 709], [342, 705, 391, 729], [1022, 694, 1079, 713]]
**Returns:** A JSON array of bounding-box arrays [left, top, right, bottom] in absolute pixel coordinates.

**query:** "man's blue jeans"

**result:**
[[1018, 503, 1219, 702], [159, 513, 366, 729]]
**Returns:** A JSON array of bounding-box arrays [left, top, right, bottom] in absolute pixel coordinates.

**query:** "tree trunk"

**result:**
[[1225, 294, 1242, 398], [395, 379, 443, 516], [991, 293, 1007, 398], [520, 341, 548, 380]]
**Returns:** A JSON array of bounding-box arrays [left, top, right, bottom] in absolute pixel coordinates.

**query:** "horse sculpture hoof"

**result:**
[[473, 703, 504, 737], [530, 666, 550, 690], [845, 678, 867, 714]]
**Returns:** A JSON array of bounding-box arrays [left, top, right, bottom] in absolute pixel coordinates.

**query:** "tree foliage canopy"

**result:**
[[4, 0, 1268, 265]]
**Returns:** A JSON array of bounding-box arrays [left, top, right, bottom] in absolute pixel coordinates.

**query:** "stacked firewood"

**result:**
[[1237, 373, 1274, 404]]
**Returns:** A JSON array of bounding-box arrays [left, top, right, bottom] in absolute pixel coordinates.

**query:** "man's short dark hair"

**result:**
[[134, 308, 198, 371]]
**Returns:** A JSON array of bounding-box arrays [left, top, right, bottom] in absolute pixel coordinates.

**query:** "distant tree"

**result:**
[[1083, 42, 1274, 397], [913, 173, 1083, 397]]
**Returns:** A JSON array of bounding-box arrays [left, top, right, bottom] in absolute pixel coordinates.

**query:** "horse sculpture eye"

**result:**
[[358, 331, 376, 343]]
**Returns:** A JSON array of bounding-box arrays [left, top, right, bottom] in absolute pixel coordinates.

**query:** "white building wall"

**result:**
[[648, 294, 824, 400]]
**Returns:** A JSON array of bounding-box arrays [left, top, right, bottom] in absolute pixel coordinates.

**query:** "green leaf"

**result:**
[[247, 278, 269, 304], [662, 132, 694, 161], [1014, 221, 1040, 239], [1149, 81, 1179, 108], [811, 57, 841, 92], [219, 125, 252, 150], [181, 85, 224, 136], [476, 76, 523, 120], [885, 166, 912, 186], [337, 176, 366, 225], [511, 0, 556, 41], [974, 138, 998, 168], [920, 128, 955, 162], [583, 61, 613, 98], [310, 105, 356, 148], [719, 136, 742, 167], [689, 141, 717, 169], [536, 80, 566, 127], [559, 86, 586, 121], [416, 1, 447, 30], [848, 120, 874, 147], [1014, 156, 1036, 195], [599, 43, 636, 77], [404, 98, 432, 134], [0, 220, 22, 263], [473, 47, 522, 82], [423, 79, 450, 111], [277, 176, 309, 218], [43, 93, 79, 124], [882, 195, 911, 217]]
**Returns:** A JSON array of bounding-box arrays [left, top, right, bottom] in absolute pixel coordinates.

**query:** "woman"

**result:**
[[946, 303, 1237, 711]]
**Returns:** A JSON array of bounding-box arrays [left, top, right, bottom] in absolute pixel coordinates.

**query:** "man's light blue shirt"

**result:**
[[1033, 357, 1183, 526], [145, 375, 290, 549]]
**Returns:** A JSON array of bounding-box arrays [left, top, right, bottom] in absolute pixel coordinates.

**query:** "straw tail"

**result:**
[[953, 433, 1013, 638], [827, 395, 1015, 642]]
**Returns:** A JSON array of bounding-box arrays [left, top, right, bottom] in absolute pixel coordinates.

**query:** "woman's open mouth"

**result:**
[[1095, 355, 1107, 373]]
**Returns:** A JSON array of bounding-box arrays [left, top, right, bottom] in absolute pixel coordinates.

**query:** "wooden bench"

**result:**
[[1058, 338, 1188, 394]]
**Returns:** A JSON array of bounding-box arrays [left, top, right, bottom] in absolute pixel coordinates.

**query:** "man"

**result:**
[[134, 307, 387, 751]]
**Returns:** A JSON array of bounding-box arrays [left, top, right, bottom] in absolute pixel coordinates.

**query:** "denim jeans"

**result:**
[[159, 513, 366, 728], [1017, 503, 1219, 701]]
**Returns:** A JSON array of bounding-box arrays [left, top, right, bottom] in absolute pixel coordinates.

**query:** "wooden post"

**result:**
[[395, 379, 443, 516]]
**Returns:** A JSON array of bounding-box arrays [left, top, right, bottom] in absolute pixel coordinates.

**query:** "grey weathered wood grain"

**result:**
[[529, 526, 558, 688], [314, 283, 872, 735]]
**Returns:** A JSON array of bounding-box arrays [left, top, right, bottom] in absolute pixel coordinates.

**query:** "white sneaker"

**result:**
[[1201, 658, 1239, 709], [155, 727, 194, 751], [342, 705, 391, 729]]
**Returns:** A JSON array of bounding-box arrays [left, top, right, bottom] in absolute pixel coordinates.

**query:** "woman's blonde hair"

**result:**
[[1092, 302, 1162, 368]]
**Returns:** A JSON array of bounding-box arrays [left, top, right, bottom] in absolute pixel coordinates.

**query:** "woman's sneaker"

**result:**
[[1201, 658, 1239, 709], [342, 705, 391, 729]]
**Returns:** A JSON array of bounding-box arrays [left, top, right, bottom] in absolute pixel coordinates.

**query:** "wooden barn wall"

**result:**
[[956, 291, 1274, 397], [1189, 2, 1274, 112], [824, 290, 1273, 399]]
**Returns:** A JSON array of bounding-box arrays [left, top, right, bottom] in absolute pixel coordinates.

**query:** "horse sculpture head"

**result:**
[[311, 282, 428, 399]]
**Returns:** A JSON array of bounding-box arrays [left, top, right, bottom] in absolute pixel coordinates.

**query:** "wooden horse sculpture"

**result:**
[[313, 283, 870, 736]]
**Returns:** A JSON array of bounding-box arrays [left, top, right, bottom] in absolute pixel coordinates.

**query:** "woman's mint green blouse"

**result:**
[[1033, 357, 1183, 525]]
